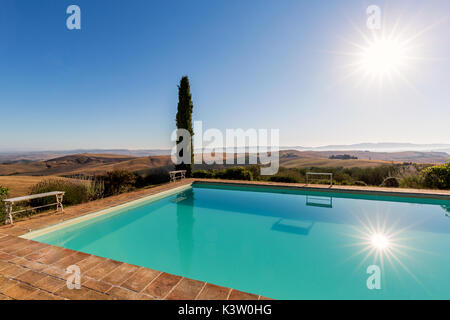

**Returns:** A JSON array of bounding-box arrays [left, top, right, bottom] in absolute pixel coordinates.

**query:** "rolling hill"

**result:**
[[0, 149, 172, 163], [62, 155, 174, 175], [279, 151, 392, 168], [0, 154, 173, 176], [2, 142, 448, 164], [277, 150, 448, 168], [0, 149, 447, 178], [282, 143, 450, 152]]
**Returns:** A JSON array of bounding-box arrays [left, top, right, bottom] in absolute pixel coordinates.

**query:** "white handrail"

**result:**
[[3, 191, 65, 225], [169, 170, 187, 182], [306, 172, 333, 187]]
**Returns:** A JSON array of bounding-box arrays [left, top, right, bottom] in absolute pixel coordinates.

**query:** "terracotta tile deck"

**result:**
[[0, 179, 270, 300], [1, 178, 448, 300], [0, 234, 270, 300]]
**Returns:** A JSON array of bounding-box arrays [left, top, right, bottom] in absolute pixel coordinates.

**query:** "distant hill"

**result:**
[[42, 154, 138, 175], [279, 151, 392, 168], [62, 155, 174, 175], [0, 153, 173, 176], [437, 148, 450, 154], [0, 149, 448, 177], [282, 143, 450, 153], [2, 143, 449, 164], [278, 150, 449, 167], [0, 149, 171, 163]]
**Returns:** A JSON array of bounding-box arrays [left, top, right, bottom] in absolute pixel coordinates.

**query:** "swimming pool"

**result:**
[[26, 183, 450, 299]]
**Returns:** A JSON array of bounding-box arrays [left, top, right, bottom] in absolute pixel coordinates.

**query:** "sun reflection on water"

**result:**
[[370, 233, 390, 250], [341, 209, 434, 291]]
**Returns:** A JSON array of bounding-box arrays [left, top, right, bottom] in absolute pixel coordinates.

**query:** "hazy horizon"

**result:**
[[2, 141, 450, 154]]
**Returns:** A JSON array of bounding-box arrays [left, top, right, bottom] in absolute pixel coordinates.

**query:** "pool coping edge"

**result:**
[[193, 180, 450, 200], [20, 183, 193, 240]]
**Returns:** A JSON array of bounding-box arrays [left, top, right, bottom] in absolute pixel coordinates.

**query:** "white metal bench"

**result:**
[[169, 170, 187, 182], [3, 191, 65, 225], [306, 172, 333, 187]]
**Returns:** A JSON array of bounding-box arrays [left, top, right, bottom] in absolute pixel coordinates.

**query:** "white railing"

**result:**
[[3, 191, 65, 225], [306, 172, 333, 187], [169, 170, 187, 182]]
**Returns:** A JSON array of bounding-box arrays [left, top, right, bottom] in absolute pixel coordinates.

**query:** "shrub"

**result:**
[[338, 180, 353, 185], [331, 172, 353, 185], [394, 165, 425, 189], [86, 178, 105, 201], [135, 168, 170, 187], [0, 186, 9, 223], [422, 163, 450, 189], [102, 170, 137, 196], [352, 167, 397, 186], [215, 167, 253, 181], [267, 167, 304, 183], [269, 175, 299, 183], [246, 165, 262, 181], [29, 179, 90, 208], [0, 186, 8, 197], [192, 170, 214, 179], [399, 174, 424, 189], [380, 177, 400, 188]]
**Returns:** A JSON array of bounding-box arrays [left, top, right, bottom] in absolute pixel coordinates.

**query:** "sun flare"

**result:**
[[370, 233, 390, 250], [343, 31, 417, 87], [340, 211, 435, 289], [332, 10, 444, 90], [360, 38, 407, 76]]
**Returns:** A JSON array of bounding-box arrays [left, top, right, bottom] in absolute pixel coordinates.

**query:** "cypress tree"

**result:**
[[175, 76, 194, 176]]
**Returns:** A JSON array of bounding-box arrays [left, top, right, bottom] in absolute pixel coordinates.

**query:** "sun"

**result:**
[[343, 30, 416, 86], [340, 211, 432, 288], [331, 10, 444, 89], [359, 38, 407, 77], [370, 233, 390, 250]]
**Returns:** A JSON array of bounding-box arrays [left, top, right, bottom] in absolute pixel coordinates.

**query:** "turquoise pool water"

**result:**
[[31, 183, 450, 299]]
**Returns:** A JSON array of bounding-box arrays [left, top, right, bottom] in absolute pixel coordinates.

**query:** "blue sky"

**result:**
[[1, 0, 449, 151]]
